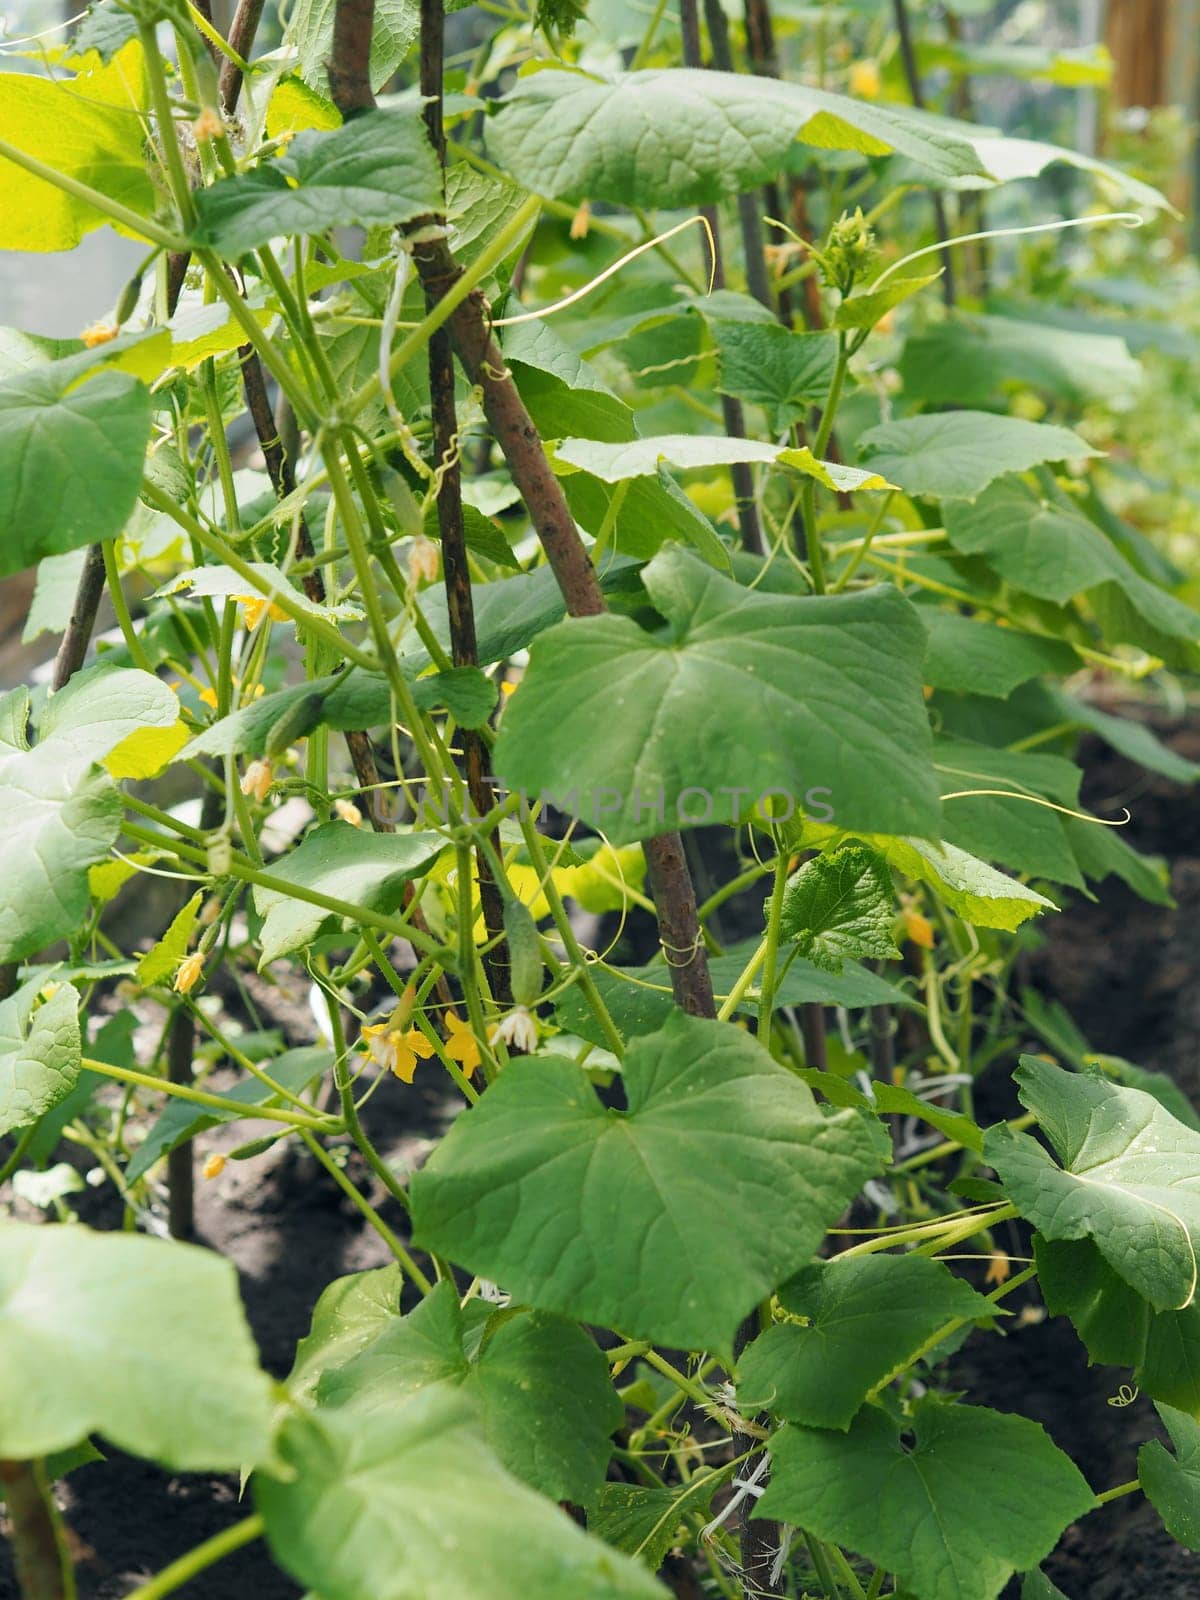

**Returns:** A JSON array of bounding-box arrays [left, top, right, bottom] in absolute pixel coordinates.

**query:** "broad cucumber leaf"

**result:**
[[0, 686, 123, 962], [0, 44, 154, 251], [563, 467, 731, 569], [253, 822, 445, 965], [126, 1047, 331, 1183], [495, 546, 941, 844], [1035, 1235, 1200, 1415], [184, 664, 497, 760], [591, 1475, 718, 1570], [411, 1011, 886, 1350], [503, 317, 635, 444], [959, 133, 1172, 213], [1035, 686, 1200, 785], [709, 321, 838, 430], [797, 1070, 983, 1152], [1061, 814, 1172, 906], [901, 314, 1142, 407], [1021, 1572, 1071, 1600], [192, 110, 441, 257], [485, 68, 987, 208], [857, 412, 1100, 501], [287, 0, 420, 94], [557, 433, 892, 494], [874, 834, 1055, 930], [0, 979, 81, 1137], [257, 1395, 666, 1600], [0, 355, 152, 575], [39, 663, 184, 769], [921, 612, 1080, 697], [778, 844, 899, 972], [988, 1057, 1200, 1312], [23, 550, 89, 643], [319, 1280, 621, 1506], [738, 1256, 995, 1428], [834, 269, 943, 330], [944, 478, 1200, 645], [759, 1400, 1094, 1600], [1139, 1403, 1200, 1550], [288, 1264, 404, 1403], [0, 1222, 274, 1470]]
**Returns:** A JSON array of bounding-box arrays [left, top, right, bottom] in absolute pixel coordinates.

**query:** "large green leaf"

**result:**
[[504, 317, 635, 444], [253, 822, 445, 965], [920, 612, 1079, 698], [759, 1400, 1094, 1600], [495, 546, 941, 844], [319, 1280, 621, 1505], [0, 690, 121, 963], [591, 1476, 719, 1571], [987, 1057, 1200, 1312], [126, 1047, 331, 1182], [0, 52, 155, 252], [778, 844, 899, 972], [411, 1011, 885, 1350], [1139, 1403, 1200, 1550], [933, 736, 1084, 887], [1035, 1235, 1200, 1415], [557, 433, 892, 494], [0, 1222, 273, 1470], [0, 356, 152, 574], [944, 477, 1200, 644], [553, 947, 914, 1049], [563, 467, 730, 569], [737, 1256, 995, 1429], [900, 314, 1142, 407], [0, 979, 81, 1137], [193, 110, 441, 256], [288, 0, 419, 94], [257, 1395, 665, 1600], [485, 69, 987, 208], [956, 133, 1172, 213], [871, 834, 1055, 930], [184, 663, 495, 759], [288, 1264, 404, 1403], [857, 412, 1099, 501], [709, 321, 838, 430]]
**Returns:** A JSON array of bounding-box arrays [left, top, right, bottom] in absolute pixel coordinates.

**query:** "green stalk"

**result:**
[[716, 934, 769, 1022], [298, 1129, 431, 1290], [120, 1515, 264, 1600], [757, 843, 790, 1052], [801, 332, 849, 594], [139, 22, 199, 233], [100, 542, 154, 673], [80, 1056, 340, 1132], [804, 1532, 844, 1598]]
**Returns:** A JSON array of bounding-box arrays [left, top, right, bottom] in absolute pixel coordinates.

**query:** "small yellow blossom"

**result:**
[[901, 907, 935, 951], [81, 321, 118, 349], [443, 1011, 482, 1077], [174, 951, 205, 994], [570, 200, 591, 240], [192, 106, 223, 143], [198, 685, 219, 709], [500, 679, 519, 698], [360, 1018, 436, 1084], [202, 1152, 227, 1180], [334, 797, 364, 827], [240, 758, 274, 804], [849, 59, 882, 99], [985, 1251, 1011, 1287], [407, 534, 440, 588], [232, 594, 289, 629]]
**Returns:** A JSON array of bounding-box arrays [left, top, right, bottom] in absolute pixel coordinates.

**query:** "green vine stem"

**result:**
[[119, 1513, 264, 1600], [0, 1459, 76, 1600]]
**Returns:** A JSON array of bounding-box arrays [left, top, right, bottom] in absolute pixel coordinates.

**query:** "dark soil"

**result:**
[[3, 714, 1199, 1600]]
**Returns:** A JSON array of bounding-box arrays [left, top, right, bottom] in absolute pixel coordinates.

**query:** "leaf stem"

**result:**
[[120, 1514, 263, 1600], [757, 843, 790, 1052], [298, 1129, 431, 1291], [79, 1056, 339, 1132]]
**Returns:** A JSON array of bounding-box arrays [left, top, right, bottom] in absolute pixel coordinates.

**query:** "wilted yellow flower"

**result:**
[[570, 200, 591, 240], [202, 1152, 227, 1180], [81, 321, 118, 348], [849, 59, 882, 99], [489, 1005, 539, 1054], [443, 1011, 482, 1077], [985, 1251, 1011, 1287], [901, 907, 935, 950], [240, 759, 274, 804], [407, 534, 440, 587], [174, 951, 205, 994], [192, 106, 223, 143], [334, 798, 364, 827]]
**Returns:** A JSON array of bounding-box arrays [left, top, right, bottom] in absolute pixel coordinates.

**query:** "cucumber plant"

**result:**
[[1, 1, 1199, 1597]]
